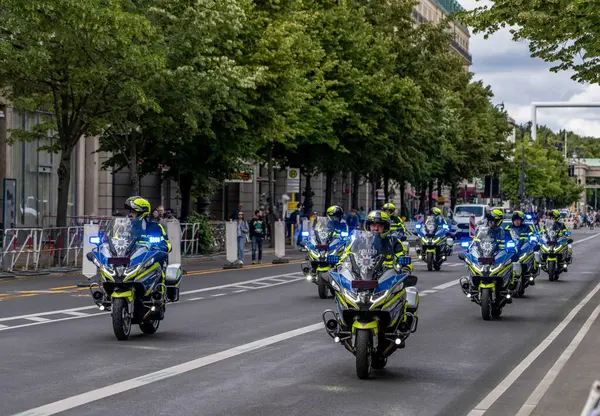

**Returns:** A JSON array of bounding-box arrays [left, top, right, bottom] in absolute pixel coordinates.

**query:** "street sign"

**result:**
[[437, 196, 445, 204], [376, 189, 385, 200], [475, 178, 484, 193], [286, 168, 300, 193]]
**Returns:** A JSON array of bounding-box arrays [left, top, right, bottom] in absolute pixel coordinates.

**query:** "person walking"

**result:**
[[249, 210, 265, 264], [236, 212, 249, 264]]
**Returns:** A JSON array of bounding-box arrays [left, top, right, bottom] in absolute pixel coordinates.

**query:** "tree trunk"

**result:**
[[352, 171, 360, 209], [128, 133, 140, 195], [370, 173, 376, 211], [428, 180, 434, 212], [302, 173, 313, 215], [267, 145, 275, 215], [437, 180, 442, 203], [179, 173, 193, 221], [450, 182, 458, 210], [399, 181, 407, 219], [383, 172, 390, 203], [325, 170, 334, 209], [56, 148, 74, 228], [418, 184, 426, 215]]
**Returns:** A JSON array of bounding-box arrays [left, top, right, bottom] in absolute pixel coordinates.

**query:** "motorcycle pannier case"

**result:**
[[165, 263, 183, 302]]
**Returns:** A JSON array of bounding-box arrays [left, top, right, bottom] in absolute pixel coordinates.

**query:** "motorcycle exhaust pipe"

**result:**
[[325, 319, 338, 331], [91, 289, 104, 301], [151, 291, 163, 301]]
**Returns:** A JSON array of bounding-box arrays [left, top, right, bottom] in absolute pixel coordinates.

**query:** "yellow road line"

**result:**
[[50, 285, 77, 290]]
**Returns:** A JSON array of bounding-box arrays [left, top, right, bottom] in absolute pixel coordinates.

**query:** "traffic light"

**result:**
[[568, 165, 574, 177]]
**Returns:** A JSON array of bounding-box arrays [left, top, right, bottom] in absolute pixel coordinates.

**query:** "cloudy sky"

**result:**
[[459, 0, 600, 138]]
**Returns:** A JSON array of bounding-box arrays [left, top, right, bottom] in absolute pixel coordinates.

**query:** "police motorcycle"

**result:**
[[322, 231, 418, 379], [458, 226, 518, 321], [539, 219, 573, 282], [86, 218, 183, 340], [301, 217, 350, 299], [415, 217, 454, 271]]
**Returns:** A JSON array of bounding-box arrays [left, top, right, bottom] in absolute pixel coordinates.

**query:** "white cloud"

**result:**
[[457, 0, 600, 137]]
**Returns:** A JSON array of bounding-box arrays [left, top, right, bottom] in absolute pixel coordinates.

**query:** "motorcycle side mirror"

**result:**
[[86, 252, 95, 262], [403, 275, 418, 287], [458, 253, 466, 261], [400, 235, 407, 241]]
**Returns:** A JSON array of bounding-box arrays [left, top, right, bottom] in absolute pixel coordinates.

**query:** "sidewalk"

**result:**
[[530, 304, 600, 416]]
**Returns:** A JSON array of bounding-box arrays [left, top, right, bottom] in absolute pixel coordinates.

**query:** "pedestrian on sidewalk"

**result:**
[[236, 212, 249, 264], [249, 210, 265, 264]]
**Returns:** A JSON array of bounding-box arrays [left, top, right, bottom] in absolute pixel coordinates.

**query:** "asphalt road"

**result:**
[[1, 230, 599, 416]]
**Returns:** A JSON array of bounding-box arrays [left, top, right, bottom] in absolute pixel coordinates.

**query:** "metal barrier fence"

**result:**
[[1, 221, 225, 272]]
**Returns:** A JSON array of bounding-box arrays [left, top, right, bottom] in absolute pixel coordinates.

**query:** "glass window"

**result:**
[[9, 110, 77, 227]]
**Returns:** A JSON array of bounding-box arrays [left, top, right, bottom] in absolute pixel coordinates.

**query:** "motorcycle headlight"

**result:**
[[369, 290, 389, 309], [343, 288, 359, 304]]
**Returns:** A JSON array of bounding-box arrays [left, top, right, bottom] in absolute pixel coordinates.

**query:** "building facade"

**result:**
[[0, 0, 471, 227]]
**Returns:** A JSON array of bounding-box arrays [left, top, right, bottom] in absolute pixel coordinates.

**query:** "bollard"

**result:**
[[81, 224, 100, 286], [223, 221, 242, 269], [165, 220, 182, 266], [272, 220, 289, 264]]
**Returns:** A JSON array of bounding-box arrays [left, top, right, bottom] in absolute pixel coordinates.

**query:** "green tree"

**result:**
[[0, 0, 163, 227], [462, 0, 600, 84]]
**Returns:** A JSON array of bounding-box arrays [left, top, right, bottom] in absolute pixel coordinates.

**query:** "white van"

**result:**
[[453, 204, 489, 237]]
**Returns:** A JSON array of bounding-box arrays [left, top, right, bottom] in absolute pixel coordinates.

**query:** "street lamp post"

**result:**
[[520, 128, 526, 209]]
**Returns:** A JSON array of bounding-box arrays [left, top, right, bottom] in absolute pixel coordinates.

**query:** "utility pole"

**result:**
[[519, 126, 526, 210]]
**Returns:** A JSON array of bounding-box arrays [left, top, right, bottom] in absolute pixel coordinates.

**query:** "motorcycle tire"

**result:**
[[112, 298, 132, 341], [434, 262, 441, 271], [491, 306, 503, 317], [426, 252, 434, 272], [139, 319, 160, 335], [355, 330, 372, 379], [481, 288, 492, 321], [548, 261, 557, 282], [317, 274, 328, 299]]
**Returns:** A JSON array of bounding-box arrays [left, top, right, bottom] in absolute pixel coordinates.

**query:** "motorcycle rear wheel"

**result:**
[[140, 319, 160, 334]]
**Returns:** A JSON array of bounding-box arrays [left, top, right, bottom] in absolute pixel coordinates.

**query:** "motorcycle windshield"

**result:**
[[310, 217, 333, 247], [470, 226, 499, 259], [101, 218, 143, 259], [542, 219, 559, 242], [339, 231, 386, 281]]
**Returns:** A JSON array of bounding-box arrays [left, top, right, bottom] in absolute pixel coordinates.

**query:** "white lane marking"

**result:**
[[420, 290, 437, 294], [0, 314, 107, 332], [0, 274, 305, 331], [432, 279, 460, 290], [515, 304, 600, 416], [231, 285, 259, 290], [62, 311, 90, 317], [181, 273, 303, 296], [467, 279, 600, 416], [419, 293, 428, 297], [244, 281, 271, 287], [210, 294, 225, 297], [263, 278, 288, 284], [24, 317, 51, 322], [449, 263, 464, 267], [232, 290, 246, 293], [0, 306, 97, 322], [188, 297, 204, 301], [573, 233, 600, 245], [13, 322, 323, 416], [0, 272, 303, 323]]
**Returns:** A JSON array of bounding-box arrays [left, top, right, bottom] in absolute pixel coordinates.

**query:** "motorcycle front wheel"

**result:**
[[426, 252, 434, 271], [112, 298, 132, 341], [317, 273, 328, 299], [480, 288, 492, 321], [548, 261, 557, 281], [355, 330, 372, 379]]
